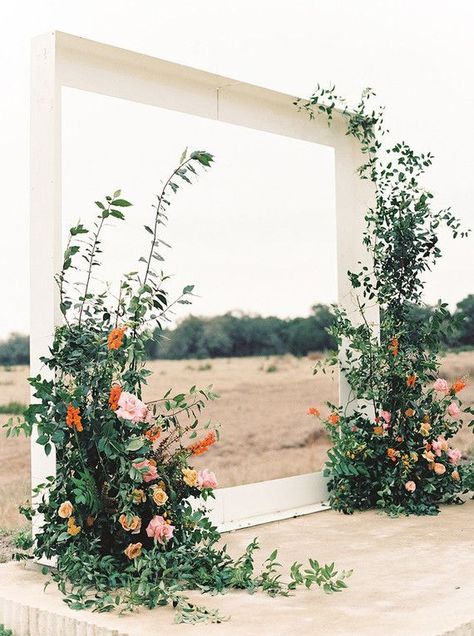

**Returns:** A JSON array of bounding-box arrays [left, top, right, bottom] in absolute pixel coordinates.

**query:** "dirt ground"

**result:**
[[0, 351, 473, 531]]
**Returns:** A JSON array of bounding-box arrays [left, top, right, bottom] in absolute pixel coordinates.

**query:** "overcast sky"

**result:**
[[0, 0, 473, 338]]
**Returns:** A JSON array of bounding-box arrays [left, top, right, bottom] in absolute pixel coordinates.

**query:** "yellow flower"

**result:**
[[58, 500, 74, 519], [119, 513, 142, 534], [151, 487, 168, 506], [131, 489, 146, 504], [124, 542, 142, 559], [422, 450, 435, 463], [419, 422, 431, 437], [67, 516, 81, 536], [182, 468, 198, 487]]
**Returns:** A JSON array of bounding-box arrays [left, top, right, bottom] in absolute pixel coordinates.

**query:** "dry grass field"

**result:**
[[0, 352, 473, 531]]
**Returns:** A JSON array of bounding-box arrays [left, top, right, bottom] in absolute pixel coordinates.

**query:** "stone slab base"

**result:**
[[0, 502, 473, 635]]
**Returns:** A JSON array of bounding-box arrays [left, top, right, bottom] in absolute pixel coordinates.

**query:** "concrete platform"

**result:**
[[0, 501, 473, 636]]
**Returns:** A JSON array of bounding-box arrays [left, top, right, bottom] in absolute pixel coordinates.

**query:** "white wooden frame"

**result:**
[[30, 31, 377, 534]]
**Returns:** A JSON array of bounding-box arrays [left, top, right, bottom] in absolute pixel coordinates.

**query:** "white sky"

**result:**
[[0, 0, 473, 338]]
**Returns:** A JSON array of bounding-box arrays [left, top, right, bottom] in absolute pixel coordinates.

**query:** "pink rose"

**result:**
[[447, 402, 460, 418], [133, 459, 158, 483], [431, 436, 448, 457], [433, 378, 449, 393], [146, 515, 175, 544], [116, 392, 149, 423], [380, 410, 391, 429], [197, 469, 218, 489], [404, 480, 416, 493], [447, 448, 462, 465]]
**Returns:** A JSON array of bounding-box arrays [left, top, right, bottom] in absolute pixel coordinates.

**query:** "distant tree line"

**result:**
[[1, 295, 473, 365]]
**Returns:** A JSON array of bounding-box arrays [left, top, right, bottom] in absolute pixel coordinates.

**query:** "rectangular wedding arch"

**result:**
[[30, 31, 378, 534]]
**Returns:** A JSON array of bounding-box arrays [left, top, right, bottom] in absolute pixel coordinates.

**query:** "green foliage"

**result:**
[[297, 87, 473, 515], [0, 624, 13, 636], [6, 150, 350, 622], [0, 401, 26, 415]]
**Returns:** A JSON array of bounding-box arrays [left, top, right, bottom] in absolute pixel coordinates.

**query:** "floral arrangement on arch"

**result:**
[[298, 86, 473, 516], [7, 150, 350, 621]]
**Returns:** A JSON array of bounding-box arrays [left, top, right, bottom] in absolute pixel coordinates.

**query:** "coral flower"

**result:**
[[387, 448, 398, 462], [451, 378, 467, 394], [108, 385, 122, 411], [146, 515, 175, 545], [389, 337, 399, 356], [404, 481, 416, 493], [107, 327, 126, 351], [66, 404, 83, 432], [188, 431, 217, 456], [307, 407, 320, 417], [328, 413, 340, 426], [124, 542, 142, 560], [406, 374, 417, 388], [145, 425, 161, 443]]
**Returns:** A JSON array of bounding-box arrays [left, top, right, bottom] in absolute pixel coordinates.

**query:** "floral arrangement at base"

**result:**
[[7, 150, 350, 622], [298, 87, 473, 516]]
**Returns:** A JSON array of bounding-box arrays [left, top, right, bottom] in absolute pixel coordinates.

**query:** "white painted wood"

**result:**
[[30, 31, 377, 541]]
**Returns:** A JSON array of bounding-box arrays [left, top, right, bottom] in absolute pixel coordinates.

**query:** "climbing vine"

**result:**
[[298, 86, 472, 515]]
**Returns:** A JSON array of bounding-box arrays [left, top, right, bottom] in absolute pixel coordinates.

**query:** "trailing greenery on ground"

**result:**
[[298, 86, 473, 516], [5, 151, 350, 623]]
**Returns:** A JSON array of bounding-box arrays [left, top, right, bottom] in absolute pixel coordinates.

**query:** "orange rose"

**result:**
[[328, 413, 340, 426], [405, 408, 415, 417], [433, 463, 446, 476], [307, 407, 320, 417], [124, 542, 142, 560], [373, 426, 385, 436]]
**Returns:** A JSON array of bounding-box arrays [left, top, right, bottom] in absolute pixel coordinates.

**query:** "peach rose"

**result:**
[[404, 480, 416, 493], [197, 469, 218, 489], [119, 513, 142, 534], [182, 467, 198, 487], [116, 392, 149, 423], [124, 542, 142, 559], [58, 500, 74, 519], [451, 470, 460, 481], [433, 463, 446, 476], [433, 378, 449, 393], [146, 515, 175, 545], [133, 459, 158, 483], [419, 422, 431, 437], [447, 402, 460, 418], [152, 487, 168, 506], [447, 448, 462, 465]]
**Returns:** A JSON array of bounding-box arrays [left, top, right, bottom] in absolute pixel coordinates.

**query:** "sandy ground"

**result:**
[[0, 352, 473, 530]]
